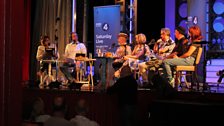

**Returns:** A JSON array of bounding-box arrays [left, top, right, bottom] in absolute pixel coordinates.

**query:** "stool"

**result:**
[[40, 60, 57, 87]]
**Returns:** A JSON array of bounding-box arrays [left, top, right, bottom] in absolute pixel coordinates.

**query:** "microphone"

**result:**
[[109, 43, 116, 49], [148, 39, 156, 45]]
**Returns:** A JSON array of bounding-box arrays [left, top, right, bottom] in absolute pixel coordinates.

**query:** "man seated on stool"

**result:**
[[60, 32, 87, 84]]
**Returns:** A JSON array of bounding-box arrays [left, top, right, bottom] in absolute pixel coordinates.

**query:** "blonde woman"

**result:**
[[114, 33, 151, 78]]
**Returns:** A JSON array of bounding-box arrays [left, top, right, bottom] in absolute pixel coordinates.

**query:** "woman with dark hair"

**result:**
[[36, 36, 51, 74]]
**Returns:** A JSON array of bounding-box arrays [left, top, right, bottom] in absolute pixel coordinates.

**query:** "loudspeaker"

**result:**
[[151, 74, 177, 98]]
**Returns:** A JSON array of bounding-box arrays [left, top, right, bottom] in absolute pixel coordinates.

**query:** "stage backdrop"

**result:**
[[94, 5, 120, 56], [93, 5, 120, 87]]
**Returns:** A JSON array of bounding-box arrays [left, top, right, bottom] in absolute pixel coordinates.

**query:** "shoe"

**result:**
[[168, 78, 175, 87]]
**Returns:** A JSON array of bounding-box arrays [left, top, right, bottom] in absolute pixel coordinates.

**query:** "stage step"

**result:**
[[206, 59, 224, 83], [206, 66, 224, 72], [206, 71, 218, 78], [207, 59, 224, 66]]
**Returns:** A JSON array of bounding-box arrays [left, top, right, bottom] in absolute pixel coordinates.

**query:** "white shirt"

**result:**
[[156, 37, 175, 59], [36, 45, 45, 61], [36, 43, 59, 61], [64, 42, 87, 60]]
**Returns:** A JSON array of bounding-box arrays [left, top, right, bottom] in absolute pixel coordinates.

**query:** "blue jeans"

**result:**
[[162, 57, 195, 81]]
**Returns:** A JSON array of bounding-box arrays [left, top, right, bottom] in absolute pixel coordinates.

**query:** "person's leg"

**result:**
[[138, 62, 148, 83], [60, 63, 75, 82], [162, 57, 195, 81]]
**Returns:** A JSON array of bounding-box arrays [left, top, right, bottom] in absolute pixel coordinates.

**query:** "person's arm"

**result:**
[[153, 39, 162, 53], [153, 43, 159, 54], [124, 55, 138, 60], [165, 52, 178, 59], [160, 43, 175, 54], [79, 43, 87, 55], [145, 45, 151, 56], [179, 45, 197, 58], [36, 46, 45, 61], [64, 44, 69, 58], [126, 45, 132, 55], [167, 43, 176, 53]]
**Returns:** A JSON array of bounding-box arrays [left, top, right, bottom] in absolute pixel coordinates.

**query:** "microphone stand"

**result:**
[[194, 41, 210, 91], [48, 17, 62, 89]]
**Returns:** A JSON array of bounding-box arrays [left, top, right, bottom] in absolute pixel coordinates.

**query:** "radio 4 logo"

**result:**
[[102, 23, 109, 31]]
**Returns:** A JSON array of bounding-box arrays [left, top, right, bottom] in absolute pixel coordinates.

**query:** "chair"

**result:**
[[174, 47, 203, 90]]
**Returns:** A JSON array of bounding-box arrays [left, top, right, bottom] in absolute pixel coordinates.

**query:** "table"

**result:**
[[40, 59, 65, 86], [75, 58, 96, 90], [95, 57, 115, 89]]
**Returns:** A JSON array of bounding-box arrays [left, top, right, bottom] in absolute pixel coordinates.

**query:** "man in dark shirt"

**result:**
[[162, 25, 203, 86], [165, 26, 189, 59]]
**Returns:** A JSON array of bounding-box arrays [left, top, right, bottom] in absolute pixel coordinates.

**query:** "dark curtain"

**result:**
[[23, 0, 31, 81], [30, 0, 72, 81]]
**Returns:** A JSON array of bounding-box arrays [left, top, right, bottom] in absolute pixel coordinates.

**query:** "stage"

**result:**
[[22, 84, 224, 126]]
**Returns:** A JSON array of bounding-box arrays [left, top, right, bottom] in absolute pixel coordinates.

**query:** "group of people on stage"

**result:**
[[111, 25, 202, 88], [36, 32, 87, 86], [36, 25, 202, 89]]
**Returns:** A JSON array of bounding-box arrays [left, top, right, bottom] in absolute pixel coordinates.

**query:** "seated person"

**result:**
[[138, 28, 175, 87], [153, 28, 176, 60], [60, 32, 87, 83], [36, 35, 58, 77], [112, 32, 132, 71], [114, 33, 151, 78], [162, 25, 202, 86], [165, 26, 189, 60], [123, 33, 151, 64]]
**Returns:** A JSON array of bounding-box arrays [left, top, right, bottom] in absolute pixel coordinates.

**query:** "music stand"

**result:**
[[45, 48, 56, 59], [76, 53, 86, 58]]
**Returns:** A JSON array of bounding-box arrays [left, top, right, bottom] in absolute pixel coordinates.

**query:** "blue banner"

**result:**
[[94, 5, 120, 57]]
